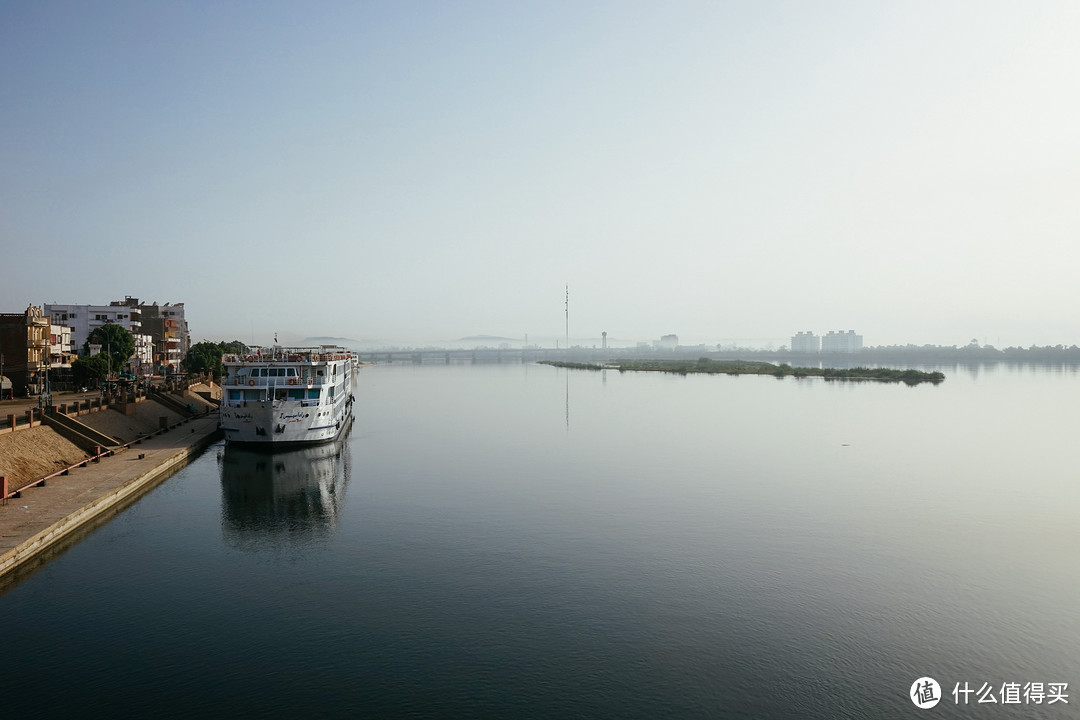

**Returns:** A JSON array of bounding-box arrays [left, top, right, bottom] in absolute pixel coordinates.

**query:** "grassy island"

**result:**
[[539, 359, 945, 385]]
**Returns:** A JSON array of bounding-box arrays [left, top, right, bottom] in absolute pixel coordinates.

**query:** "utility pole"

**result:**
[[564, 284, 569, 352]]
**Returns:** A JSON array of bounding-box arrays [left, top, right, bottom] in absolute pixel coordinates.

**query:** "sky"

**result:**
[[3, 1, 1079, 349]]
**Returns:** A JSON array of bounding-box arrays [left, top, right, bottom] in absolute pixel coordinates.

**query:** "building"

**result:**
[[790, 331, 820, 353], [0, 305, 52, 396], [44, 300, 144, 354], [657, 334, 679, 350], [49, 322, 76, 367], [139, 301, 189, 370], [44, 297, 188, 372], [821, 330, 863, 353]]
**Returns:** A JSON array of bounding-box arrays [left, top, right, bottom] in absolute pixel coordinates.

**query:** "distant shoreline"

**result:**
[[539, 360, 946, 385]]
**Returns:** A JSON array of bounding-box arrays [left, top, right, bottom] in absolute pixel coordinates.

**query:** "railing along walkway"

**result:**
[[1, 409, 216, 504]]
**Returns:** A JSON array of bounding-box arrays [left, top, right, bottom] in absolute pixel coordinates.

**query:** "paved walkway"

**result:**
[[0, 413, 222, 584]]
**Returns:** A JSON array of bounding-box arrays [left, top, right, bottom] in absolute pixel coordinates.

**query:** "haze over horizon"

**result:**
[[4, 2, 1079, 349]]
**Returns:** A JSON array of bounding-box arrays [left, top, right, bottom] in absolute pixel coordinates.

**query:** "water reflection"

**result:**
[[219, 438, 351, 547]]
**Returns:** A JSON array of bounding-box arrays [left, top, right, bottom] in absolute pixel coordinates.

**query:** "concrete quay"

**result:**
[[0, 412, 222, 588]]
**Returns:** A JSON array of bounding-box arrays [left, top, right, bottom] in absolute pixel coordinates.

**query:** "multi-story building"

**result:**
[[0, 305, 52, 396], [44, 300, 144, 353], [44, 297, 187, 372], [821, 330, 863, 353], [139, 301, 189, 370], [50, 323, 76, 367], [790, 331, 820, 353]]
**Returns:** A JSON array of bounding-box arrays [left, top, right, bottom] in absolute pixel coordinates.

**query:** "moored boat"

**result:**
[[219, 346, 357, 446]]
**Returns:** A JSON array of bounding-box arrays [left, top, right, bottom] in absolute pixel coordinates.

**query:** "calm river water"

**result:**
[[2, 362, 1078, 718]]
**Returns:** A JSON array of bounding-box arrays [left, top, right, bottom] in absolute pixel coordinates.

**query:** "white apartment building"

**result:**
[[44, 302, 144, 352], [821, 330, 863, 353], [790, 331, 820, 353]]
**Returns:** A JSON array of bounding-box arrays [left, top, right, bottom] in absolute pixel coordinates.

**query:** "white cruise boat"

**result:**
[[219, 346, 357, 446]]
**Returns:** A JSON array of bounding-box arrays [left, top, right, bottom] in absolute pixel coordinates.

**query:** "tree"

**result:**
[[84, 324, 135, 375], [182, 340, 249, 379], [72, 354, 110, 387]]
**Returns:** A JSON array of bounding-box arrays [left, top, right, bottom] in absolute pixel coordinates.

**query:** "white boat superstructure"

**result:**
[[219, 346, 357, 445]]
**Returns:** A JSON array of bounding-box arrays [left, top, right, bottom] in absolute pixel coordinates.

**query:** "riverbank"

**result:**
[[539, 359, 946, 384], [0, 389, 222, 586]]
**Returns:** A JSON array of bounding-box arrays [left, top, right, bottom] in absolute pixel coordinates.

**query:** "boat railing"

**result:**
[[221, 351, 353, 364], [223, 376, 330, 388], [222, 397, 323, 408]]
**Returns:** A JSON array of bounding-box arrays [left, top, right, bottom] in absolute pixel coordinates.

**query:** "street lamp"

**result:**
[[43, 356, 51, 412]]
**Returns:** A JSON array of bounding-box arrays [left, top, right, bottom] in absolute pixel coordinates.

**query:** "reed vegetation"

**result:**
[[539, 359, 945, 384]]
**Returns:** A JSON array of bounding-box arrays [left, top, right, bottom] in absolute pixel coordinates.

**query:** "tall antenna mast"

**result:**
[[564, 284, 569, 351]]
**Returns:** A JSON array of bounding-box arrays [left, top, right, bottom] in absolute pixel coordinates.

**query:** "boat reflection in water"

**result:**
[[219, 436, 352, 549]]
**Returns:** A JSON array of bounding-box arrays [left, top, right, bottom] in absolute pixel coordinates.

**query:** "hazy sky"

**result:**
[[3, 1, 1079, 348]]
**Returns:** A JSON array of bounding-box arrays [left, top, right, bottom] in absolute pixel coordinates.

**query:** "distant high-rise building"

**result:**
[[821, 330, 863, 353], [790, 331, 820, 353]]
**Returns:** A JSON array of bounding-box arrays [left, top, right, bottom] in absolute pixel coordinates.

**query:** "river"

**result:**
[[1, 362, 1077, 718]]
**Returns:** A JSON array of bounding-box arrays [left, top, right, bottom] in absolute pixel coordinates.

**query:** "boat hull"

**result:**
[[220, 407, 354, 446]]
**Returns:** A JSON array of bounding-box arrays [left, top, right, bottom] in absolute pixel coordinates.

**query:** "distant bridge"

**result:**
[[355, 348, 567, 365]]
